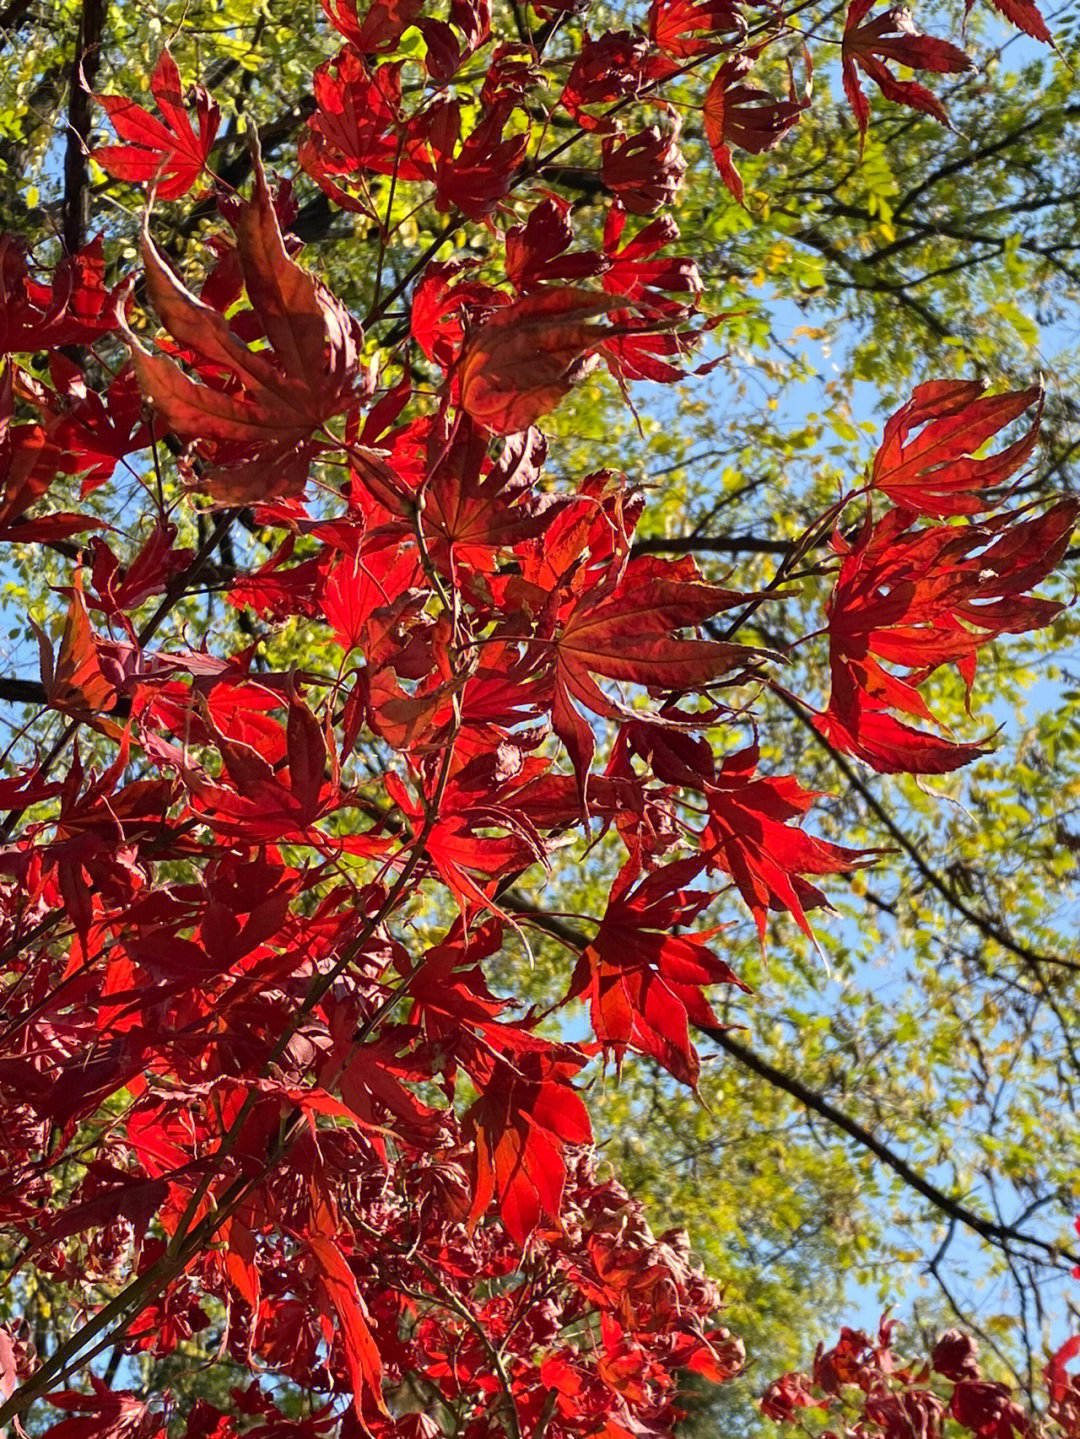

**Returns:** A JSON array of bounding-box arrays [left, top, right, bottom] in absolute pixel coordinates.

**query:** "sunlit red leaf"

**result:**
[[568, 857, 749, 1084], [819, 499, 1078, 772], [458, 288, 625, 433], [122, 149, 364, 501], [841, 0, 973, 146], [307, 1235, 386, 1415], [94, 49, 221, 200], [703, 55, 809, 203], [549, 558, 766, 786], [464, 1048, 591, 1244], [871, 380, 1043, 516]]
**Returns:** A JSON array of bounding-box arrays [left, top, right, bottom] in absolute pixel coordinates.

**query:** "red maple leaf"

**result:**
[[457, 288, 626, 433], [617, 724, 870, 941], [967, 0, 1052, 38], [122, 149, 365, 502], [44, 1375, 165, 1439], [602, 118, 687, 215], [94, 49, 221, 201], [407, 97, 529, 220], [841, 0, 973, 147], [567, 857, 749, 1085], [648, 0, 746, 65], [301, 52, 424, 213], [703, 55, 810, 204], [547, 556, 765, 787], [819, 500, 1078, 772], [464, 1047, 591, 1244], [870, 380, 1043, 516], [0, 236, 121, 353], [307, 1236, 386, 1416]]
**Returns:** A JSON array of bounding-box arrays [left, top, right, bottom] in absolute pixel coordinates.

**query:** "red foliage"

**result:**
[[0, 0, 1068, 1431], [762, 1322, 1080, 1439]]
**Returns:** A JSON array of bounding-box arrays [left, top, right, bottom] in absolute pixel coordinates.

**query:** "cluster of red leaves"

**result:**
[[815, 382, 1076, 773], [0, 0, 1069, 1430], [762, 1319, 1080, 1439]]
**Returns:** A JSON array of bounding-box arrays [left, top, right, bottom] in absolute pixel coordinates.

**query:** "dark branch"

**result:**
[[0, 0, 32, 46], [777, 688, 1080, 976], [700, 1025, 1079, 1269], [0, 678, 46, 706], [632, 534, 793, 558], [62, 0, 105, 255]]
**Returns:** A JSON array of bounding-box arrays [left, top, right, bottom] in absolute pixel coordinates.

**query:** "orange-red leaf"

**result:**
[[307, 1235, 386, 1416], [871, 381, 1043, 516], [703, 56, 809, 203], [821, 499, 1078, 772], [123, 149, 363, 501], [841, 0, 973, 147], [568, 857, 749, 1085], [94, 49, 220, 201], [457, 289, 624, 433], [550, 560, 766, 786], [464, 1049, 591, 1245]]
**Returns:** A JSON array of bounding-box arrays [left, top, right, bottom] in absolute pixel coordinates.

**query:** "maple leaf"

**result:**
[[464, 1047, 591, 1244], [700, 746, 871, 940], [504, 196, 608, 292], [143, 683, 340, 842], [0, 236, 120, 354], [619, 724, 871, 940], [547, 557, 766, 787], [599, 207, 713, 383], [307, 1235, 387, 1416], [457, 289, 627, 433], [49, 362, 158, 497], [871, 380, 1043, 516], [703, 55, 810, 204], [560, 31, 657, 133], [93, 49, 221, 201], [301, 52, 424, 213], [31, 1163, 168, 1251], [320, 544, 421, 652], [0, 365, 62, 540], [814, 698, 990, 775], [35, 579, 119, 719], [648, 0, 746, 65], [567, 857, 749, 1085], [385, 768, 545, 916], [85, 523, 195, 618], [841, 0, 973, 147], [122, 148, 365, 502], [407, 96, 530, 220], [819, 500, 1078, 772], [44, 1376, 165, 1439], [602, 118, 687, 215], [970, 0, 1053, 38], [421, 422, 558, 569], [322, 0, 425, 52]]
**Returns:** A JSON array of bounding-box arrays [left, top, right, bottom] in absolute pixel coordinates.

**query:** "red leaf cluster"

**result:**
[[762, 1321, 1080, 1439]]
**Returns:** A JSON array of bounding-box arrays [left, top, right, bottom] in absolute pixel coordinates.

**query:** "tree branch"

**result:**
[[0, 0, 33, 47], [62, 0, 106, 255], [775, 687, 1080, 977], [632, 534, 794, 558]]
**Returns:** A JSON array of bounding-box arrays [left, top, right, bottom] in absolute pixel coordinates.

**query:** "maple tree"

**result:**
[[0, 0, 1076, 1434]]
